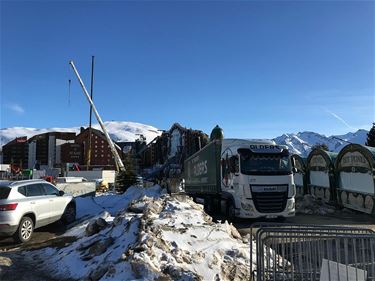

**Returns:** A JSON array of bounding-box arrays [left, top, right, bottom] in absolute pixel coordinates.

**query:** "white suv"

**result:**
[[0, 180, 76, 243]]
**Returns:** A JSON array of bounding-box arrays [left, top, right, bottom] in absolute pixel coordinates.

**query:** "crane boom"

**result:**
[[69, 60, 126, 172]]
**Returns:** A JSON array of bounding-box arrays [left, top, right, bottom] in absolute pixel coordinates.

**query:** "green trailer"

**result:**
[[184, 140, 222, 195]]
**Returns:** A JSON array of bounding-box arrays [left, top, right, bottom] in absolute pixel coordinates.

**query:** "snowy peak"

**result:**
[[0, 122, 369, 157], [274, 129, 368, 156], [0, 121, 161, 149]]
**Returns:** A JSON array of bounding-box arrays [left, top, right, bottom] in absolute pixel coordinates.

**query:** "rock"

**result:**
[[163, 265, 202, 281], [85, 221, 99, 236], [230, 226, 242, 240], [85, 218, 108, 236], [131, 259, 160, 279], [0, 256, 12, 267], [171, 194, 189, 202], [96, 217, 108, 228], [155, 237, 170, 252], [113, 216, 123, 226], [128, 200, 146, 213], [221, 261, 250, 281], [89, 264, 109, 281], [144, 200, 164, 218], [82, 237, 114, 260], [224, 221, 242, 240]]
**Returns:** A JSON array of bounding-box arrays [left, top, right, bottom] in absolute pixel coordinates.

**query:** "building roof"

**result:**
[[28, 131, 76, 142], [3, 137, 28, 147]]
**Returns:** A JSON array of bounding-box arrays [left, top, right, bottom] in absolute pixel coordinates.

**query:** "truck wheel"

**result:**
[[14, 216, 34, 243], [227, 202, 236, 222], [204, 198, 213, 214]]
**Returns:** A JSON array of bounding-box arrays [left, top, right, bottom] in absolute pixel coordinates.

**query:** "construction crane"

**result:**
[[69, 60, 126, 173]]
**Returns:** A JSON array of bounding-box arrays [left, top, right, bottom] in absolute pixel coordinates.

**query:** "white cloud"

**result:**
[[6, 103, 25, 114], [324, 108, 355, 130]]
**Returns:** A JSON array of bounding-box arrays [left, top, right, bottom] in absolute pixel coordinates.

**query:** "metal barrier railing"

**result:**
[[250, 223, 375, 281]]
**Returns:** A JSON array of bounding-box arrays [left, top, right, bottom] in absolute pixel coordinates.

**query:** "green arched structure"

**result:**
[[306, 149, 338, 204], [335, 144, 375, 214], [291, 154, 307, 196]]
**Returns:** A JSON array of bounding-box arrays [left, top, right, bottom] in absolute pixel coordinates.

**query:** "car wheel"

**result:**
[[14, 216, 34, 243], [62, 204, 76, 224]]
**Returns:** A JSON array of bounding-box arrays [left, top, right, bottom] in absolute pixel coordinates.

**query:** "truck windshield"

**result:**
[[238, 148, 291, 175]]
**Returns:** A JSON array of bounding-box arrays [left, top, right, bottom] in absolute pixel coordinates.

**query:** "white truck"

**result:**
[[184, 138, 296, 220]]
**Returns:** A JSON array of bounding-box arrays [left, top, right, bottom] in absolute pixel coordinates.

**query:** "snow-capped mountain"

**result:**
[[0, 121, 369, 157], [274, 129, 368, 156], [0, 121, 161, 150]]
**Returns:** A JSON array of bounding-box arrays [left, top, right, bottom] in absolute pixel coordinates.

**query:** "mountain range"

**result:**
[[274, 129, 368, 156], [0, 121, 369, 156]]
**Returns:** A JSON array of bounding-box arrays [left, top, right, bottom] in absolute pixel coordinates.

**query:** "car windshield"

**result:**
[[238, 148, 291, 175], [0, 186, 11, 199]]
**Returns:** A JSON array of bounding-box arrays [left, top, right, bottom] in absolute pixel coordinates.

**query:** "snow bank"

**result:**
[[296, 194, 339, 215], [75, 185, 165, 219], [30, 187, 252, 281]]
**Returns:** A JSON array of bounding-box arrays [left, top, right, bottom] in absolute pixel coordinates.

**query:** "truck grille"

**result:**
[[251, 185, 288, 213]]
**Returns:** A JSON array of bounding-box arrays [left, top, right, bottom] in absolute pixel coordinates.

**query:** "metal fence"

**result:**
[[250, 223, 375, 281]]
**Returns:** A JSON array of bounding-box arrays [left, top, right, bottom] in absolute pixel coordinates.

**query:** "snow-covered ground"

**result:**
[[24, 186, 252, 281]]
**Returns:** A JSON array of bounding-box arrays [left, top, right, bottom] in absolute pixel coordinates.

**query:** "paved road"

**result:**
[[0, 222, 76, 281], [234, 211, 375, 236], [0, 221, 68, 251]]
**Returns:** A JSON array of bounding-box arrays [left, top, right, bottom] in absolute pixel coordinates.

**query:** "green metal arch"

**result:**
[[291, 154, 307, 173], [335, 143, 375, 173], [306, 149, 338, 172]]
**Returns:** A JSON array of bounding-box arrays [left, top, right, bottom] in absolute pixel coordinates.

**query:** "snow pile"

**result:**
[[75, 185, 165, 220], [296, 194, 337, 215], [27, 188, 252, 281], [130, 195, 250, 280]]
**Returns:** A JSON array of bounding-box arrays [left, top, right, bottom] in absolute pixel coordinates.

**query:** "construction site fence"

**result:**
[[250, 223, 375, 281]]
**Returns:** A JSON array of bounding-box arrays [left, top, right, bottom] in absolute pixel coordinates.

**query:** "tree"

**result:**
[[366, 123, 375, 147], [115, 152, 138, 193], [311, 143, 329, 151]]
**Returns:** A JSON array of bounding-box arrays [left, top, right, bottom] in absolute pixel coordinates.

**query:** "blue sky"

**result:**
[[1, 0, 374, 139]]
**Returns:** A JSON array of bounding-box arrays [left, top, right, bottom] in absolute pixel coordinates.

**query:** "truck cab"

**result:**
[[220, 139, 295, 219], [184, 138, 296, 220]]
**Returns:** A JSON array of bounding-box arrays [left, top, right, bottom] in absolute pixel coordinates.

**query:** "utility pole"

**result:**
[[87, 56, 95, 170]]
